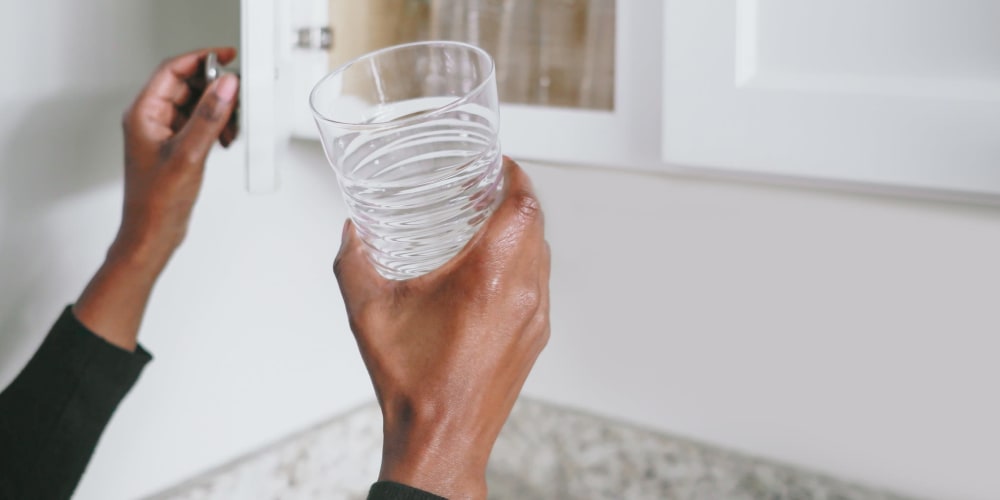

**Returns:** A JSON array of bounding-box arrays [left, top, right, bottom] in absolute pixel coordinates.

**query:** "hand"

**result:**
[[114, 47, 239, 266], [334, 159, 551, 499], [74, 48, 239, 351]]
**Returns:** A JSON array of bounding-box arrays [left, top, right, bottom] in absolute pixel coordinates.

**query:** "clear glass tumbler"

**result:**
[[310, 41, 504, 280]]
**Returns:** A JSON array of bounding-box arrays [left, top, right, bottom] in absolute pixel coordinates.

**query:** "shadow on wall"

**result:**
[[0, 0, 239, 378]]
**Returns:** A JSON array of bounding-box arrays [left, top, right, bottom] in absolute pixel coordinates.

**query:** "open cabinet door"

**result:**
[[283, 1, 659, 173], [241, 0, 285, 193]]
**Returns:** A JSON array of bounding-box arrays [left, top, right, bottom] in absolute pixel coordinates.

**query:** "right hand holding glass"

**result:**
[[334, 158, 551, 499]]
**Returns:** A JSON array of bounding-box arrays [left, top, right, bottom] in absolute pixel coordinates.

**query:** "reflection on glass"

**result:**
[[327, 0, 616, 110]]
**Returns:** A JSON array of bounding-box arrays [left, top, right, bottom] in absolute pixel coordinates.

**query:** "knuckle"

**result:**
[[333, 245, 359, 280], [333, 254, 347, 278], [530, 306, 550, 335], [180, 147, 204, 167], [195, 94, 225, 123], [157, 140, 176, 162], [537, 325, 551, 350], [516, 284, 542, 313], [513, 190, 542, 221], [333, 248, 363, 283], [522, 314, 550, 355]]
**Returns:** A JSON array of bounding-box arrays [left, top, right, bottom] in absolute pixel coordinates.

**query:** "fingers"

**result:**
[[480, 158, 546, 255], [219, 112, 240, 148], [498, 158, 544, 230], [333, 219, 387, 305], [140, 47, 236, 106], [171, 74, 239, 166], [123, 47, 238, 139], [220, 123, 237, 148]]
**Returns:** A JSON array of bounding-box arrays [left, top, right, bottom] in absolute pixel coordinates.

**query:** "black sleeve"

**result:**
[[368, 481, 447, 500], [0, 306, 151, 500]]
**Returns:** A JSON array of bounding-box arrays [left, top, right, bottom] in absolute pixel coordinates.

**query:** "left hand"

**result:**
[[73, 48, 239, 351], [113, 47, 239, 267]]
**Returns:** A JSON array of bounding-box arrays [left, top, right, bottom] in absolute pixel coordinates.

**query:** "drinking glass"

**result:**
[[310, 41, 504, 280]]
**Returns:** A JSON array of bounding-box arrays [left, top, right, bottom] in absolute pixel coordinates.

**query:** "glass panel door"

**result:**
[[327, 0, 616, 111]]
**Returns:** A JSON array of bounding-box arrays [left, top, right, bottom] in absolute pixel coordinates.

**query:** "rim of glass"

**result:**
[[309, 40, 496, 130]]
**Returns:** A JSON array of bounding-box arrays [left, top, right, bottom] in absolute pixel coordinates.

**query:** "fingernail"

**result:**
[[216, 74, 239, 103]]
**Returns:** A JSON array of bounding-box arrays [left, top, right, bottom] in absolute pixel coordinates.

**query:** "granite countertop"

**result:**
[[146, 399, 915, 500]]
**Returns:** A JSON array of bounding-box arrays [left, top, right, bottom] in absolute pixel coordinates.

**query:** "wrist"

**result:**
[[74, 239, 166, 353], [74, 216, 186, 352], [379, 408, 490, 499]]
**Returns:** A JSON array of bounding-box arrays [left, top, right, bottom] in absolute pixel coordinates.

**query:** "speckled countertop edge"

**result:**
[[146, 398, 921, 500]]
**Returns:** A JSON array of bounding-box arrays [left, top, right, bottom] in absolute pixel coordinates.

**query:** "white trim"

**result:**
[[242, 0, 280, 193]]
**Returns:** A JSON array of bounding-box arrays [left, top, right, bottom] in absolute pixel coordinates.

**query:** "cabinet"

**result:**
[[663, 0, 1000, 201], [241, 0, 1000, 202]]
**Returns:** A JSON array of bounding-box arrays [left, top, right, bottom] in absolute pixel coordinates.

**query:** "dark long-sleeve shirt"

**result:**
[[0, 307, 150, 499], [0, 307, 443, 500]]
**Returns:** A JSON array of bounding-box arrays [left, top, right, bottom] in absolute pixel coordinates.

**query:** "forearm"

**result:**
[[73, 231, 173, 352], [0, 228, 166, 498]]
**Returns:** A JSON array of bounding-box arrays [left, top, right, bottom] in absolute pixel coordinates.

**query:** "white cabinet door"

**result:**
[[663, 0, 1000, 199], [241, 0, 333, 192], [240, 0, 290, 193]]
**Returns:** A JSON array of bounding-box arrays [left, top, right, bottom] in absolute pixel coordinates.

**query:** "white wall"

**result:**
[[0, 1, 375, 498], [2, 2, 999, 500]]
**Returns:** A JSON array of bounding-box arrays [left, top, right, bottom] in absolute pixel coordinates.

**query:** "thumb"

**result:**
[[175, 73, 239, 165], [333, 219, 387, 305]]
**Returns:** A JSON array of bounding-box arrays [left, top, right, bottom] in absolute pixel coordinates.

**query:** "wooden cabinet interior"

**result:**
[[326, 0, 615, 110]]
